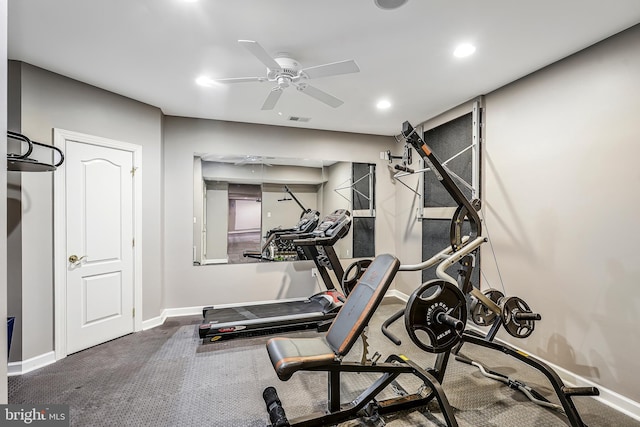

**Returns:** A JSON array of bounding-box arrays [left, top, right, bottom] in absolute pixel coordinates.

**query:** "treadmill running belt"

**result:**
[[206, 300, 324, 323]]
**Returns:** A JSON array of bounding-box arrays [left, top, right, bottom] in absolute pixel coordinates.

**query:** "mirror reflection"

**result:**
[[194, 155, 374, 265]]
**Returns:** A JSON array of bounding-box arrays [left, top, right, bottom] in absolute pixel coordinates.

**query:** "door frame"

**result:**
[[53, 128, 143, 360]]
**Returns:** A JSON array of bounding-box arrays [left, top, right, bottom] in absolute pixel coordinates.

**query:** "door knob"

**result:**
[[68, 254, 86, 264]]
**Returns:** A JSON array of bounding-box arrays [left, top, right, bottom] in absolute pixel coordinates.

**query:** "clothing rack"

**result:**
[[6, 131, 64, 172]]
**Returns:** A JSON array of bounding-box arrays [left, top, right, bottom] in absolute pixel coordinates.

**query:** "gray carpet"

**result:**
[[8, 303, 640, 426]]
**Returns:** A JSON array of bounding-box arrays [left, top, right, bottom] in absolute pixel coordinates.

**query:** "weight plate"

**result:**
[[470, 288, 504, 326], [500, 296, 536, 339], [405, 280, 467, 353]]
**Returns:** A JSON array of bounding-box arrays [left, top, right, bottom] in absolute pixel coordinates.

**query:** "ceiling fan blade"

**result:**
[[215, 76, 265, 84], [302, 59, 360, 79], [296, 84, 343, 108], [261, 88, 283, 110], [238, 40, 282, 71]]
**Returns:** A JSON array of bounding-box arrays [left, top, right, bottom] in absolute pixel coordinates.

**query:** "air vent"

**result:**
[[288, 116, 311, 122]]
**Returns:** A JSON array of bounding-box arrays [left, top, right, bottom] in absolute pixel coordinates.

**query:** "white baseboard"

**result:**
[[383, 289, 409, 303], [8, 351, 56, 376], [142, 306, 203, 330]]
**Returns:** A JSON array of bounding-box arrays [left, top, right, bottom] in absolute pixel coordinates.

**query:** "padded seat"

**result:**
[[267, 337, 337, 381], [266, 253, 400, 381]]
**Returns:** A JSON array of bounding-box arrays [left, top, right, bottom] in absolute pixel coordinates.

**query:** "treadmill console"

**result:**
[[296, 210, 321, 234], [313, 209, 351, 239]]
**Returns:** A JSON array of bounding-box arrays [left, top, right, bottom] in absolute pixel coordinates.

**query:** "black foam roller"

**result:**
[[263, 387, 289, 427]]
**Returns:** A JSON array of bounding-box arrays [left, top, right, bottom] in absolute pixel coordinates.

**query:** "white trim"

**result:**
[[53, 129, 143, 361], [383, 289, 409, 303], [8, 351, 56, 376], [422, 207, 457, 220], [141, 315, 165, 331], [201, 258, 228, 265], [142, 306, 203, 330], [352, 209, 376, 218]]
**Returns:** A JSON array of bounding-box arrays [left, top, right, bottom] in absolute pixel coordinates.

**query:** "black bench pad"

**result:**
[[266, 336, 336, 381], [266, 254, 400, 381]]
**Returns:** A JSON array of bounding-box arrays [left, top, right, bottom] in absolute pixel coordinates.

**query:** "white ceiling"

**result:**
[[8, 0, 640, 136]]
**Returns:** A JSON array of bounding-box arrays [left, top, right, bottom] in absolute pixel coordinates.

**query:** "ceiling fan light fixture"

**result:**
[[374, 0, 408, 10], [222, 39, 359, 110]]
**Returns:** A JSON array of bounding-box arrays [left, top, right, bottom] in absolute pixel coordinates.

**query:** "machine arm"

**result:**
[[401, 121, 482, 250]]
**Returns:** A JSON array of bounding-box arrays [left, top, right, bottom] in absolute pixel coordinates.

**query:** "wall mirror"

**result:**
[[193, 154, 376, 265]]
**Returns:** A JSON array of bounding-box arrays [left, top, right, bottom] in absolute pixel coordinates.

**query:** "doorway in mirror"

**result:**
[[226, 184, 262, 264]]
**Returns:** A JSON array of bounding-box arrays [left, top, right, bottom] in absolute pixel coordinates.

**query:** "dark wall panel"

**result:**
[[353, 217, 375, 258], [352, 163, 375, 210], [420, 113, 479, 289], [423, 113, 473, 207]]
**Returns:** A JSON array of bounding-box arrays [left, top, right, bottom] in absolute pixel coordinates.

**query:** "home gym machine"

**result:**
[[263, 254, 460, 427], [244, 185, 320, 262], [199, 209, 352, 343], [380, 121, 599, 427]]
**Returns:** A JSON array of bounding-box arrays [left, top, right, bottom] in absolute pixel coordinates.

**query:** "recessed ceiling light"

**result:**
[[195, 76, 217, 87], [376, 99, 392, 110], [374, 0, 408, 10], [454, 43, 476, 58]]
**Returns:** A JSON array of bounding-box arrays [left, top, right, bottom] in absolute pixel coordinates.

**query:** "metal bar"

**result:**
[[461, 333, 589, 427], [328, 369, 341, 412], [283, 185, 309, 213], [392, 170, 422, 197], [441, 143, 473, 167], [402, 121, 481, 237], [368, 164, 375, 217], [434, 236, 486, 285], [7, 131, 34, 159], [323, 246, 344, 287], [472, 97, 483, 200]]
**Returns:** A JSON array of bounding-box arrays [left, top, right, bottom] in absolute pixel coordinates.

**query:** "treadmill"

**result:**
[[199, 209, 352, 343], [243, 208, 320, 261]]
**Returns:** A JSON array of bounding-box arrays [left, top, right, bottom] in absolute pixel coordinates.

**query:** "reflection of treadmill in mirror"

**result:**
[[199, 209, 352, 342], [243, 185, 320, 261], [243, 210, 320, 261]]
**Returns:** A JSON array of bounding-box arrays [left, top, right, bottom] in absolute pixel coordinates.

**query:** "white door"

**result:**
[[64, 140, 135, 354]]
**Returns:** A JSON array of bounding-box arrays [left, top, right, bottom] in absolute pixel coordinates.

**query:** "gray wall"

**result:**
[[163, 116, 396, 308], [7, 62, 164, 362], [482, 24, 640, 403], [1, 0, 8, 403], [395, 25, 640, 403]]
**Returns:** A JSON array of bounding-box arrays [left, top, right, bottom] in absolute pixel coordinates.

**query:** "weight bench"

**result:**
[[263, 253, 459, 427]]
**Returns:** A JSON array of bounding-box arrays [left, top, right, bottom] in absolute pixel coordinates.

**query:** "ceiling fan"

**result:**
[[215, 40, 360, 110]]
